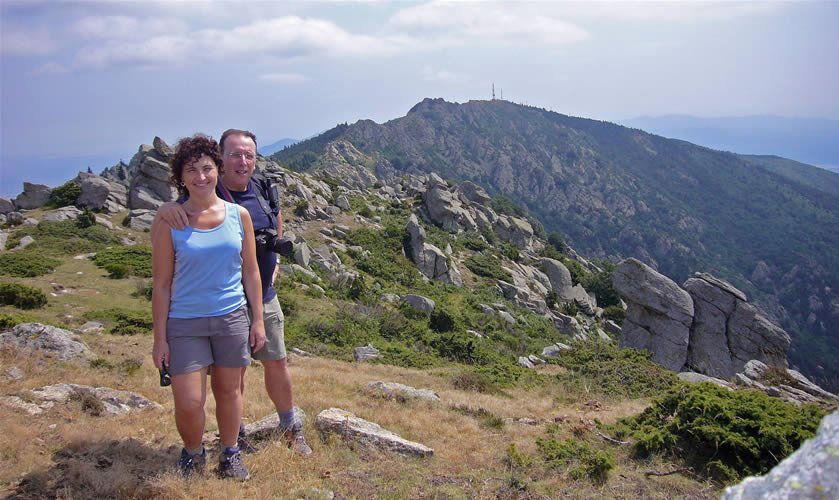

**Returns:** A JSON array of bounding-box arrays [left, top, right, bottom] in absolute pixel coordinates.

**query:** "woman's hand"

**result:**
[[152, 339, 170, 369], [250, 320, 266, 353]]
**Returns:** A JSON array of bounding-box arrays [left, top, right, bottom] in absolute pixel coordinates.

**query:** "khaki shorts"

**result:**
[[166, 306, 252, 375], [251, 295, 287, 361]]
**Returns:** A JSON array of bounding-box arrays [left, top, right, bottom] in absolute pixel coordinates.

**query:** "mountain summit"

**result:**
[[273, 97, 839, 390]]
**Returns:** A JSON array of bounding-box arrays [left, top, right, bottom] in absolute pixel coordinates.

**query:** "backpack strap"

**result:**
[[249, 171, 279, 230]]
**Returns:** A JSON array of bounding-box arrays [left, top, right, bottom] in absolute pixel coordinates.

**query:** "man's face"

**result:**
[[221, 134, 257, 189]]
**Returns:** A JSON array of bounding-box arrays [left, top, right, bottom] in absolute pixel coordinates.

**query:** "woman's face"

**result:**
[[181, 155, 218, 195]]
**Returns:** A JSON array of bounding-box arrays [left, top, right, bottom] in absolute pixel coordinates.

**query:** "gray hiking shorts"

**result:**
[[251, 295, 287, 361], [166, 306, 251, 376]]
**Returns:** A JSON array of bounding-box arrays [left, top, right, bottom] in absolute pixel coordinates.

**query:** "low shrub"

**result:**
[[0, 313, 22, 330], [7, 220, 120, 255], [602, 305, 625, 323], [76, 208, 97, 228], [93, 246, 152, 278], [610, 383, 827, 482], [464, 254, 512, 281], [0, 282, 48, 309], [536, 437, 614, 482], [48, 181, 81, 207], [552, 342, 679, 397], [0, 251, 61, 277], [84, 308, 153, 335]]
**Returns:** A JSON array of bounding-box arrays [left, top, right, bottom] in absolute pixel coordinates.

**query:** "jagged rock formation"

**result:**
[[75, 172, 128, 213], [684, 273, 789, 378], [722, 408, 839, 500], [404, 214, 463, 286], [613, 259, 839, 404], [126, 137, 177, 210], [613, 258, 694, 371], [0, 323, 95, 363], [0, 198, 15, 214], [13, 182, 51, 210], [614, 259, 793, 377], [315, 407, 433, 457]]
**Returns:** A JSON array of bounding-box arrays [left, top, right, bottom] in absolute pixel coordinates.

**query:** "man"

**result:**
[[157, 128, 311, 456]]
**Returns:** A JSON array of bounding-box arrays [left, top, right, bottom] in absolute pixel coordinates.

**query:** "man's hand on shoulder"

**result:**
[[157, 201, 189, 230]]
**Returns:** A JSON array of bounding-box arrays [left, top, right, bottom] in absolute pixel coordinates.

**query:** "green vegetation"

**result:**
[[536, 437, 614, 482], [0, 283, 48, 309], [48, 181, 81, 207], [464, 254, 511, 281], [93, 247, 152, 278], [0, 251, 61, 278], [551, 342, 679, 398], [84, 308, 153, 335], [6, 220, 121, 256], [610, 383, 826, 482]]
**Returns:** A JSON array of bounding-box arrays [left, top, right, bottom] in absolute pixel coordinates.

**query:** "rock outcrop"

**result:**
[[683, 273, 790, 378], [722, 409, 839, 500], [315, 407, 433, 457], [364, 382, 440, 403], [613, 258, 694, 371], [423, 173, 477, 233], [76, 172, 128, 213], [0, 323, 95, 363], [28, 383, 161, 415], [127, 138, 177, 210], [404, 214, 463, 286], [13, 182, 51, 210]]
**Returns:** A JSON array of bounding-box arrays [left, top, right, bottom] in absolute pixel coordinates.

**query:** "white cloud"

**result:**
[[72, 15, 187, 40], [1, 29, 58, 56], [70, 15, 422, 69], [259, 72, 310, 84], [556, 1, 788, 21], [389, 1, 590, 45]]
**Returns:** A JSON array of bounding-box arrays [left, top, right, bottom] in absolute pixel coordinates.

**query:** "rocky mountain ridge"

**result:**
[[2, 136, 835, 407], [272, 98, 839, 391]]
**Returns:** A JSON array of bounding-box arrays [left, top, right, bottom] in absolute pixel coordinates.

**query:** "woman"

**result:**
[[151, 134, 265, 480]]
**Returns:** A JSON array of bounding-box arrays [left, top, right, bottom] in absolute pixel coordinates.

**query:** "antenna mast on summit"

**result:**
[[492, 83, 495, 100]]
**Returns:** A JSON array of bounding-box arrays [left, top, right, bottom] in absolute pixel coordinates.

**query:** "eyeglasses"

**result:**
[[225, 152, 256, 162]]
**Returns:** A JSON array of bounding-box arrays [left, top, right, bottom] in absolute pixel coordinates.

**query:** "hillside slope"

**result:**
[[273, 98, 839, 390]]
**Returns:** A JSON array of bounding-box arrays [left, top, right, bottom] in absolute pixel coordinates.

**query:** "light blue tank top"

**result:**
[[169, 201, 246, 318]]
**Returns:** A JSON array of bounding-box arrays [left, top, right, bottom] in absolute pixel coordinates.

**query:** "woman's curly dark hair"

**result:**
[[169, 134, 224, 196]]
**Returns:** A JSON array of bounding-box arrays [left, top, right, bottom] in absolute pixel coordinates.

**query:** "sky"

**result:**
[[2, 0, 838, 197]]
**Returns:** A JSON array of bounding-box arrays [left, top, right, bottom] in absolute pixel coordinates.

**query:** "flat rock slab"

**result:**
[[315, 407, 433, 457], [29, 383, 161, 415], [0, 323, 95, 363], [364, 381, 440, 403]]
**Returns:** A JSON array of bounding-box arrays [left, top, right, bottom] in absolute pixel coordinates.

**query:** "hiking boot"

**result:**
[[177, 447, 206, 478], [282, 423, 312, 457], [218, 448, 250, 481]]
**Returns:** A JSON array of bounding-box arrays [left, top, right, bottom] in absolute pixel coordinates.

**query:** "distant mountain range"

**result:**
[[620, 115, 839, 172], [259, 138, 298, 157], [272, 98, 839, 390]]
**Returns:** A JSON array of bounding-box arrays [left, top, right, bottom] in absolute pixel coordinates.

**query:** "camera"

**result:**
[[254, 228, 295, 258]]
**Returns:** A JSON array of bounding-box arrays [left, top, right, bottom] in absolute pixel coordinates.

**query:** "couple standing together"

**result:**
[[151, 130, 310, 481]]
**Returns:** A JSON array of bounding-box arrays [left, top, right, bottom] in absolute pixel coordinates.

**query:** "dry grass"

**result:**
[[1, 345, 720, 499]]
